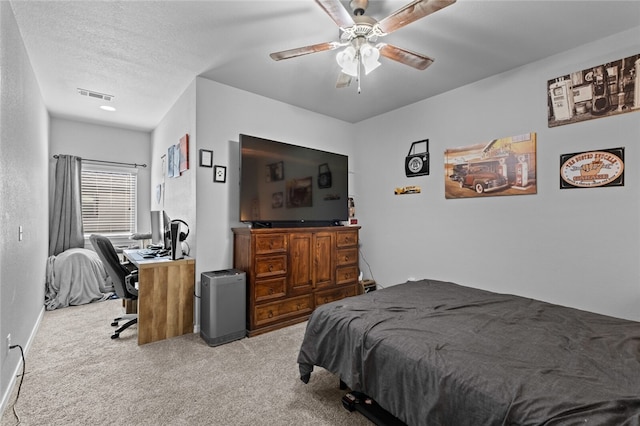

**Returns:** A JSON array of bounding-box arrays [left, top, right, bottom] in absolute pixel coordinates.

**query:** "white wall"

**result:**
[[353, 27, 640, 321], [149, 78, 356, 330], [150, 81, 197, 251], [50, 118, 152, 243], [0, 1, 49, 413], [194, 77, 357, 278]]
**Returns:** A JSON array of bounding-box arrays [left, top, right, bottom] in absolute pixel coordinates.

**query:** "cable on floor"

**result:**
[[8, 344, 25, 425]]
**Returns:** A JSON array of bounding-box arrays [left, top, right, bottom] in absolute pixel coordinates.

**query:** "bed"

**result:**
[[45, 248, 114, 311], [298, 279, 640, 425]]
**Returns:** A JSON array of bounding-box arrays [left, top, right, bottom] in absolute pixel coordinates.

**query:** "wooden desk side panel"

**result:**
[[169, 262, 195, 337], [137, 260, 195, 345]]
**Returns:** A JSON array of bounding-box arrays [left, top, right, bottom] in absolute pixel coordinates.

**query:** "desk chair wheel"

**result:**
[[112, 315, 127, 327], [110, 317, 137, 340]]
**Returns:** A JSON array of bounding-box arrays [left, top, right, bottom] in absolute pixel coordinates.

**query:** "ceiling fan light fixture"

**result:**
[[360, 43, 381, 75], [336, 45, 359, 77], [271, 0, 455, 91]]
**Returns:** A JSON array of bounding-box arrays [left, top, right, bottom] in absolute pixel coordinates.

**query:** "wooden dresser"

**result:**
[[232, 226, 360, 337]]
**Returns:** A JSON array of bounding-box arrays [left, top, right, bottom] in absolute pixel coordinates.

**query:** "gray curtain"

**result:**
[[49, 155, 84, 256]]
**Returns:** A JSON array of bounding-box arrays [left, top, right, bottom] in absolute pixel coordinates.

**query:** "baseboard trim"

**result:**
[[0, 305, 44, 418]]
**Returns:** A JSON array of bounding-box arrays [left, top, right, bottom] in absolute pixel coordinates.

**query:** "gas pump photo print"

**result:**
[[547, 53, 640, 128]]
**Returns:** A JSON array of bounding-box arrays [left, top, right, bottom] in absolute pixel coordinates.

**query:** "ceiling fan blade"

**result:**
[[336, 72, 352, 88], [270, 41, 342, 61], [377, 0, 456, 34], [314, 0, 355, 28], [378, 43, 434, 70]]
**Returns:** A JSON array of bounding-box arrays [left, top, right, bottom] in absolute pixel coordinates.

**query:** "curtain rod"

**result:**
[[53, 154, 147, 168]]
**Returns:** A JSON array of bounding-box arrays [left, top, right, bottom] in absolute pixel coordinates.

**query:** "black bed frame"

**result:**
[[340, 380, 406, 426]]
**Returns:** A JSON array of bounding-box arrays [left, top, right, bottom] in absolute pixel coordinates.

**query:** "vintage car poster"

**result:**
[[444, 133, 537, 199], [548, 53, 640, 128], [560, 147, 624, 189]]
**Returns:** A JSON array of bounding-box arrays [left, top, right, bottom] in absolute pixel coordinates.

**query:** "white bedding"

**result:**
[[45, 248, 114, 310]]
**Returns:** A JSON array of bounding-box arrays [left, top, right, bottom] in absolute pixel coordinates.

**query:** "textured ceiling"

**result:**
[[10, 0, 640, 131]]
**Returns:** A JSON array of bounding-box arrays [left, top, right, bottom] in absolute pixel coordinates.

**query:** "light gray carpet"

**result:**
[[1, 299, 371, 425]]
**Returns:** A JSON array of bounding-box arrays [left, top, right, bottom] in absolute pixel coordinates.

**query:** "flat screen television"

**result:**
[[239, 134, 349, 227]]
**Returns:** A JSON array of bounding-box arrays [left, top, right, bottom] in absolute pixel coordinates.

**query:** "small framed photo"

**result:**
[[214, 165, 227, 183], [199, 149, 213, 167]]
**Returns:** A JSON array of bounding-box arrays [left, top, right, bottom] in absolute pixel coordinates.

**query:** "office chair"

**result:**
[[89, 234, 139, 339]]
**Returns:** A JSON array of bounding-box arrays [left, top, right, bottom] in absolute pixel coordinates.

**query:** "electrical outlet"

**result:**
[[6, 334, 11, 355]]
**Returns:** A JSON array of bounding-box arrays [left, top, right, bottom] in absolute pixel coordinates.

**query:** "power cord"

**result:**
[[359, 247, 383, 288], [8, 344, 25, 425]]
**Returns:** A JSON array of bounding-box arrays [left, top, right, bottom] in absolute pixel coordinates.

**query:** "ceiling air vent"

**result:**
[[77, 88, 114, 102]]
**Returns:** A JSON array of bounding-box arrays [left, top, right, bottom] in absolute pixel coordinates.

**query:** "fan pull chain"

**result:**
[[357, 52, 362, 94]]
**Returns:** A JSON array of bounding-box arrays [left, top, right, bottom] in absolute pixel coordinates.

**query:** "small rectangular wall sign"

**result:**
[[560, 147, 624, 189]]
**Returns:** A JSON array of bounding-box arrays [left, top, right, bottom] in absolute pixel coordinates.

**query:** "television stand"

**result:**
[[232, 225, 360, 336]]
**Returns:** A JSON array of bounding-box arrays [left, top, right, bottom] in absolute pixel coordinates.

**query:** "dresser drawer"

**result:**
[[254, 277, 286, 302], [315, 285, 358, 307], [254, 295, 313, 326], [255, 234, 287, 254], [336, 230, 358, 248], [336, 265, 359, 286], [336, 247, 358, 266], [255, 255, 287, 278]]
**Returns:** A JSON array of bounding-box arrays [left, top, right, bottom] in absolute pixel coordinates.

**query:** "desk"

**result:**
[[123, 249, 195, 345]]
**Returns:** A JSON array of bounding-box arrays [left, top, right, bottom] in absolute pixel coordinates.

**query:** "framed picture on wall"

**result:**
[[214, 165, 227, 183], [179, 134, 189, 172], [560, 147, 624, 189], [168, 144, 182, 178], [199, 149, 213, 167], [547, 53, 640, 128], [444, 132, 537, 199]]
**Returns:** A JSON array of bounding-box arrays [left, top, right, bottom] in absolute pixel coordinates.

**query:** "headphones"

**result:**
[[170, 219, 190, 241]]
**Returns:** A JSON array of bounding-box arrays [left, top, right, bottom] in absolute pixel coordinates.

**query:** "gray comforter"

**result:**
[[45, 248, 113, 310], [298, 279, 640, 425]]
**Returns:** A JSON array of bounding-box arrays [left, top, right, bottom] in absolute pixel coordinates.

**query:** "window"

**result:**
[[81, 168, 137, 236]]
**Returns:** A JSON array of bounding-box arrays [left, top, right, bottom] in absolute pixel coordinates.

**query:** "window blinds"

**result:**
[[81, 169, 137, 235]]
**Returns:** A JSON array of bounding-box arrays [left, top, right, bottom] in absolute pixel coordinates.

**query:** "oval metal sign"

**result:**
[[560, 150, 624, 188]]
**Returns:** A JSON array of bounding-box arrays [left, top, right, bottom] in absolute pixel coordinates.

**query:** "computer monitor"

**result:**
[[150, 211, 162, 245], [163, 210, 171, 250]]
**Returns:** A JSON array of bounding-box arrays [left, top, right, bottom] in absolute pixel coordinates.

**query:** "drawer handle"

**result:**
[[324, 297, 329, 303], [296, 304, 301, 310], [267, 310, 273, 318], [268, 264, 273, 272], [343, 255, 349, 262], [268, 288, 274, 295]]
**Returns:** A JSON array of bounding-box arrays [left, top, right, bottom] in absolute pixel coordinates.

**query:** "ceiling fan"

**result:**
[[270, 0, 456, 93]]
